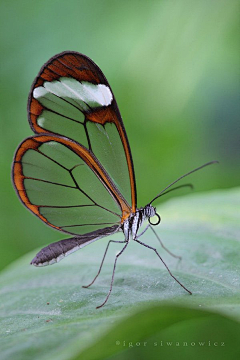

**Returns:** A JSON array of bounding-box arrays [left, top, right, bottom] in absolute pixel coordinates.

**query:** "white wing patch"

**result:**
[[33, 77, 113, 111]]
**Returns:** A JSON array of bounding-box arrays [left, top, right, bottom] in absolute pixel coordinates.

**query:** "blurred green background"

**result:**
[[0, 0, 239, 271]]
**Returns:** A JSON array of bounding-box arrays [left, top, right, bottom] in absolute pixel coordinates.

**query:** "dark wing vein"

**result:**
[[84, 122, 92, 151], [24, 177, 77, 189], [43, 105, 83, 124], [39, 204, 96, 208], [37, 149, 69, 171]]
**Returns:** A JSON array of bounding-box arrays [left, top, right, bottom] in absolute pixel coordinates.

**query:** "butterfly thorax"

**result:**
[[122, 204, 156, 241]]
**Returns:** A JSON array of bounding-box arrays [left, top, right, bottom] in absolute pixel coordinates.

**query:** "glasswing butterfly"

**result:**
[[12, 51, 217, 308]]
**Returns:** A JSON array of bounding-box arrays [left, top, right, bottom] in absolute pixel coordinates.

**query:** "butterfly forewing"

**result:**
[[28, 52, 137, 212]]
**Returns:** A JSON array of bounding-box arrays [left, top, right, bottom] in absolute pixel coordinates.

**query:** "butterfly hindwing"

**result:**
[[13, 134, 132, 235]]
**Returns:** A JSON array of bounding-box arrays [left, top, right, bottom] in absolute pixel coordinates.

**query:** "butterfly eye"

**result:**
[[148, 213, 161, 226]]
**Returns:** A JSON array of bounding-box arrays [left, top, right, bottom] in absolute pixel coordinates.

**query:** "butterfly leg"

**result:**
[[134, 239, 192, 295], [136, 223, 150, 238], [136, 224, 181, 259], [96, 241, 129, 309], [82, 240, 126, 289], [149, 225, 182, 260]]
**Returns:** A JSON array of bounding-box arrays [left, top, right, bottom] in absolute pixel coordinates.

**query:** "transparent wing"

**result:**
[[28, 51, 137, 212], [13, 135, 131, 235]]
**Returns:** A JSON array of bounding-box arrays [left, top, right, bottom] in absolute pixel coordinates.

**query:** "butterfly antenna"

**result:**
[[153, 183, 194, 199], [149, 161, 218, 205]]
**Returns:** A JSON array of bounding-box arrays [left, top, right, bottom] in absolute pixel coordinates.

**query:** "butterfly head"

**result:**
[[144, 204, 161, 226]]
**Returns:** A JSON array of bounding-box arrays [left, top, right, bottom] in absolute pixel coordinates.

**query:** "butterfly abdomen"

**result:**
[[30, 237, 92, 266], [31, 225, 119, 266]]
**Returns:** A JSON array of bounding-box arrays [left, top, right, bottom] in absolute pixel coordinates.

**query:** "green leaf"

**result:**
[[1, 188, 239, 360], [75, 305, 240, 360]]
